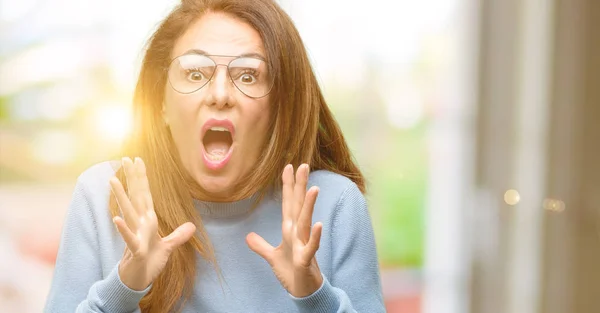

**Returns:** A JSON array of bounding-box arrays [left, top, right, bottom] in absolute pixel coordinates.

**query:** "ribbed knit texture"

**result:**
[[44, 161, 385, 313]]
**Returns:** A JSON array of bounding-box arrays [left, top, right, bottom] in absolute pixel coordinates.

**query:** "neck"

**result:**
[[193, 192, 261, 218]]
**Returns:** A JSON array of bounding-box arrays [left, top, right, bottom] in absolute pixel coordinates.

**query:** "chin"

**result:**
[[192, 167, 236, 199]]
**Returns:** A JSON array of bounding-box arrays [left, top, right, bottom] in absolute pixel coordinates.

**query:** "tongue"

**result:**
[[205, 141, 230, 156], [203, 131, 232, 158]]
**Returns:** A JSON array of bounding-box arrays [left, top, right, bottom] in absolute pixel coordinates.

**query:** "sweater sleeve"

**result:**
[[291, 182, 386, 312], [44, 178, 150, 313]]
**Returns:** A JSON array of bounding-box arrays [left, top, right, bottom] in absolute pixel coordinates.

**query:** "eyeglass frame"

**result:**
[[165, 51, 275, 99]]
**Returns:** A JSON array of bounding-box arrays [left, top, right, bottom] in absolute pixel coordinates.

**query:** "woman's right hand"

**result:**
[[110, 157, 196, 291]]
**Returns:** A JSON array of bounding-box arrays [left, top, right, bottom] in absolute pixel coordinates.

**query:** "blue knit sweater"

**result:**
[[44, 161, 385, 312]]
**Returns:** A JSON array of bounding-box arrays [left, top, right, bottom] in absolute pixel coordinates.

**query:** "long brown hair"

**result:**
[[109, 0, 365, 312]]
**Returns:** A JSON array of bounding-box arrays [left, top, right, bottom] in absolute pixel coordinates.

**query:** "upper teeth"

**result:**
[[210, 126, 229, 132]]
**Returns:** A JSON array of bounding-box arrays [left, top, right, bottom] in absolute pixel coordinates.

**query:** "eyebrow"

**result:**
[[181, 49, 266, 61]]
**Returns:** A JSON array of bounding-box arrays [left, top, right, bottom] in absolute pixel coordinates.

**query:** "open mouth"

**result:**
[[200, 119, 235, 170], [202, 126, 233, 161]]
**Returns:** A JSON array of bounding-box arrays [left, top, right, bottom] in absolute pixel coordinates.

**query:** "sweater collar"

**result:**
[[193, 193, 260, 218]]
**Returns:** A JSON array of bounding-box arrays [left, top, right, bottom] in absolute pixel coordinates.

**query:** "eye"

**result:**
[[239, 73, 256, 84], [187, 71, 205, 82]]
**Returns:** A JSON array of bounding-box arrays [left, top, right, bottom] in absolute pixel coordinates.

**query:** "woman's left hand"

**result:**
[[246, 164, 324, 298]]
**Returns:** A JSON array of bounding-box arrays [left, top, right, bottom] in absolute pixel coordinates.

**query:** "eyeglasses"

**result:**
[[167, 54, 274, 99]]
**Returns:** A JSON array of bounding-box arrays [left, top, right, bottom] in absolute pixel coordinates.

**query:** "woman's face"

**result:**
[[164, 12, 272, 200]]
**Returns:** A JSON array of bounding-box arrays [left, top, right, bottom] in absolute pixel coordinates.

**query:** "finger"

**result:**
[[297, 186, 319, 243], [246, 232, 275, 264], [110, 177, 138, 230], [163, 222, 196, 249], [113, 216, 139, 251], [292, 164, 309, 221], [122, 157, 135, 192], [305, 222, 323, 257], [132, 157, 149, 214], [123, 157, 144, 214], [281, 164, 294, 223], [135, 157, 154, 213], [138, 209, 158, 250]]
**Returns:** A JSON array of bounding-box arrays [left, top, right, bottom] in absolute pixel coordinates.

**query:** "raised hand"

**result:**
[[246, 164, 324, 297], [110, 157, 196, 291]]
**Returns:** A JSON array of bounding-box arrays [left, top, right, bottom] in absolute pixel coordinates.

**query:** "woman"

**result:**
[[44, 0, 385, 312]]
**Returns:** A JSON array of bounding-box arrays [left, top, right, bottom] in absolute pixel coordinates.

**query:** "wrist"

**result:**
[[118, 258, 151, 291], [291, 268, 324, 298], [290, 274, 340, 312]]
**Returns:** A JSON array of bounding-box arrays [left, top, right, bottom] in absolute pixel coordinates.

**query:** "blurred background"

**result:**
[[0, 0, 599, 312]]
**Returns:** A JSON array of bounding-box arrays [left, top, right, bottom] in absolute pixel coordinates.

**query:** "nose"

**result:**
[[206, 65, 233, 109]]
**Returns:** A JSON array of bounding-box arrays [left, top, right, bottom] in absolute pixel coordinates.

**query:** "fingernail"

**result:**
[[305, 164, 310, 178]]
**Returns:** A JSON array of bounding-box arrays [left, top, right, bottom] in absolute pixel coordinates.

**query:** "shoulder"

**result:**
[[308, 170, 364, 199], [58, 161, 125, 274], [75, 160, 120, 195], [307, 170, 376, 254], [307, 170, 367, 219], [70, 160, 120, 216]]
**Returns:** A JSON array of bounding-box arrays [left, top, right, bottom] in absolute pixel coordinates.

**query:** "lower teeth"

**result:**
[[207, 153, 225, 161]]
